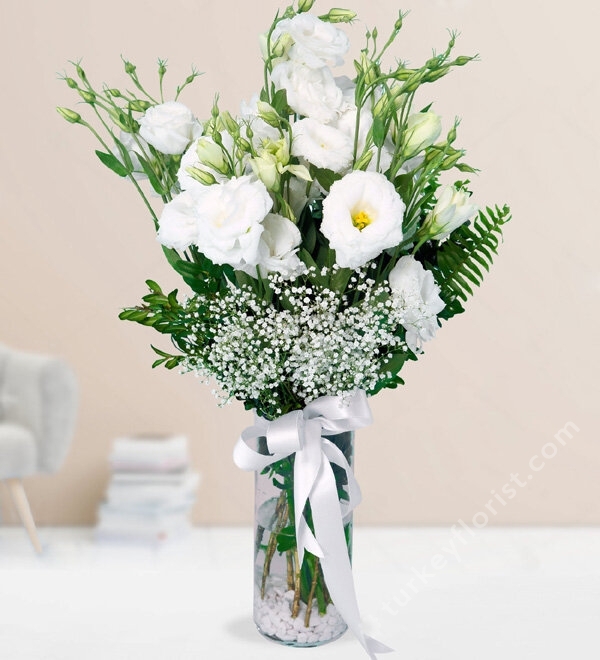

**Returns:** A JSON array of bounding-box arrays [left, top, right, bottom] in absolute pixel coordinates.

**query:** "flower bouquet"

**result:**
[[58, 1, 510, 656]]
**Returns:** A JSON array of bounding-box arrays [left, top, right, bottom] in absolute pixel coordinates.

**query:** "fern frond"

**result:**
[[428, 204, 511, 319]]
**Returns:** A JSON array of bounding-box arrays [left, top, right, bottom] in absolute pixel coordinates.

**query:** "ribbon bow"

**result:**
[[234, 390, 393, 659]]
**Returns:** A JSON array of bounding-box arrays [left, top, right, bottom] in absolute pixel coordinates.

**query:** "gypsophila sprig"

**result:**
[[175, 267, 413, 418]]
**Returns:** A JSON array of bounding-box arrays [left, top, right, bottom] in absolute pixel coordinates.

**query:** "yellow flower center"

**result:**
[[352, 210, 373, 231]]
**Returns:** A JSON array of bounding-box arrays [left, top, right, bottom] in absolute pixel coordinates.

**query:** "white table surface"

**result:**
[[0, 527, 599, 660]]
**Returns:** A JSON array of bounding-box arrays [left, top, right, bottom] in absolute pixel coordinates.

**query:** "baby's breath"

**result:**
[[180, 268, 410, 413]]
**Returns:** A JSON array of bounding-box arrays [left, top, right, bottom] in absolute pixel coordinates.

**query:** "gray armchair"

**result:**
[[0, 344, 78, 552]]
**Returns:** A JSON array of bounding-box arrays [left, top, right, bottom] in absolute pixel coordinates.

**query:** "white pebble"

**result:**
[[255, 586, 346, 645]]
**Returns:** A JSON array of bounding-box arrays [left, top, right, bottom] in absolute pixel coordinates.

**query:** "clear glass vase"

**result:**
[[253, 430, 353, 647]]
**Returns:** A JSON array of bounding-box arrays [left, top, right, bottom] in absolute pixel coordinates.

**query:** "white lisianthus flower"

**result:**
[[272, 13, 350, 69], [138, 101, 202, 155], [158, 177, 272, 267], [388, 255, 445, 352], [402, 112, 442, 158], [422, 185, 478, 240], [271, 61, 344, 123], [157, 188, 202, 251], [291, 118, 353, 173], [242, 213, 305, 278], [195, 176, 272, 268], [321, 171, 405, 268]]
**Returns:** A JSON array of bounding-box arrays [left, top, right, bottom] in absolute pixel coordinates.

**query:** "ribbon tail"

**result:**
[[294, 425, 325, 567], [365, 635, 395, 655], [310, 458, 393, 658]]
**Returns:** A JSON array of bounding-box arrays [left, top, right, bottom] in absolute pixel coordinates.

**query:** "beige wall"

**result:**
[[0, 0, 598, 526]]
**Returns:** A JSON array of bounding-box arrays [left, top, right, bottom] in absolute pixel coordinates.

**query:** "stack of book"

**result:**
[[96, 434, 200, 543]]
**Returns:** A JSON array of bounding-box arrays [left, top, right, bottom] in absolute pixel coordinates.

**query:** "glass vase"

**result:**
[[253, 430, 353, 647]]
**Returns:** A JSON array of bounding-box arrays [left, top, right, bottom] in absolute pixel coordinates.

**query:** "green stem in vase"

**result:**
[[286, 550, 295, 591], [291, 547, 302, 618], [261, 490, 288, 599], [304, 556, 320, 627]]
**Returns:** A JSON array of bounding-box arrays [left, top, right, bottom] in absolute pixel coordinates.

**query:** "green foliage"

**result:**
[[276, 525, 296, 553], [171, 249, 234, 295], [428, 204, 512, 319], [370, 348, 414, 395], [95, 150, 128, 177], [118, 279, 190, 369]]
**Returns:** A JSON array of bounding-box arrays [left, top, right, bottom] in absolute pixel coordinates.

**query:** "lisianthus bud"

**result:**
[[256, 101, 281, 128], [79, 90, 95, 103], [262, 138, 290, 166], [455, 55, 474, 66], [56, 107, 82, 124], [402, 112, 442, 158], [297, 0, 315, 12], [75, 63, 88, 83], [447, 123, 457, 145], [186, 166, 217, 186], [196, 137, 228, 173], [420, 184, 478, 240], [360, 52, 379, 86], [270, 32, 294, 58], [354, 149, 374, 171], [441, 151, 463, 170], [250, 152, 280, 191], [128, 99, 151, 112], [106, 107, 131, 131], [320, 8, 357, 23], [65, 77, 78, 89], [220, 110, 240, 136]]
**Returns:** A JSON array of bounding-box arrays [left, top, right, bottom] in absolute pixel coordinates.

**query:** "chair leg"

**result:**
[[6, 478, 43, 554]]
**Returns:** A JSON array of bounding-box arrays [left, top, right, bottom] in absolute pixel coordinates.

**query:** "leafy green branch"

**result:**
[[426, 204, 512, 319]]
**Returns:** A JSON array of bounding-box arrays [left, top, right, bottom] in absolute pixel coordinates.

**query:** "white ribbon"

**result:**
[[233, 390, 393, 659]]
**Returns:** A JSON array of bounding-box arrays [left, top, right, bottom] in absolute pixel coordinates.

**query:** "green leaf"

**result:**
[[95, 150, 129, 177], [146, 279, 163, 294], [329, 267, 352, 294], [167, 289, 179, 309], [312, 167, 341, 192], [162, 246, 181, 269], [271, 88, 289, 116], [276, 525, 296, 553], [112, 138, 134, 171], [315, 582, 327, 615], [151, 345, 172, 358]]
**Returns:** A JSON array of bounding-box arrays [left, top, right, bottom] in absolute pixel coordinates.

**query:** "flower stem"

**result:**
[[286, 550, 295, 591], [304, 556, 320, 627], [291, 547, 302, 618], [260, 491, 288, 599]]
